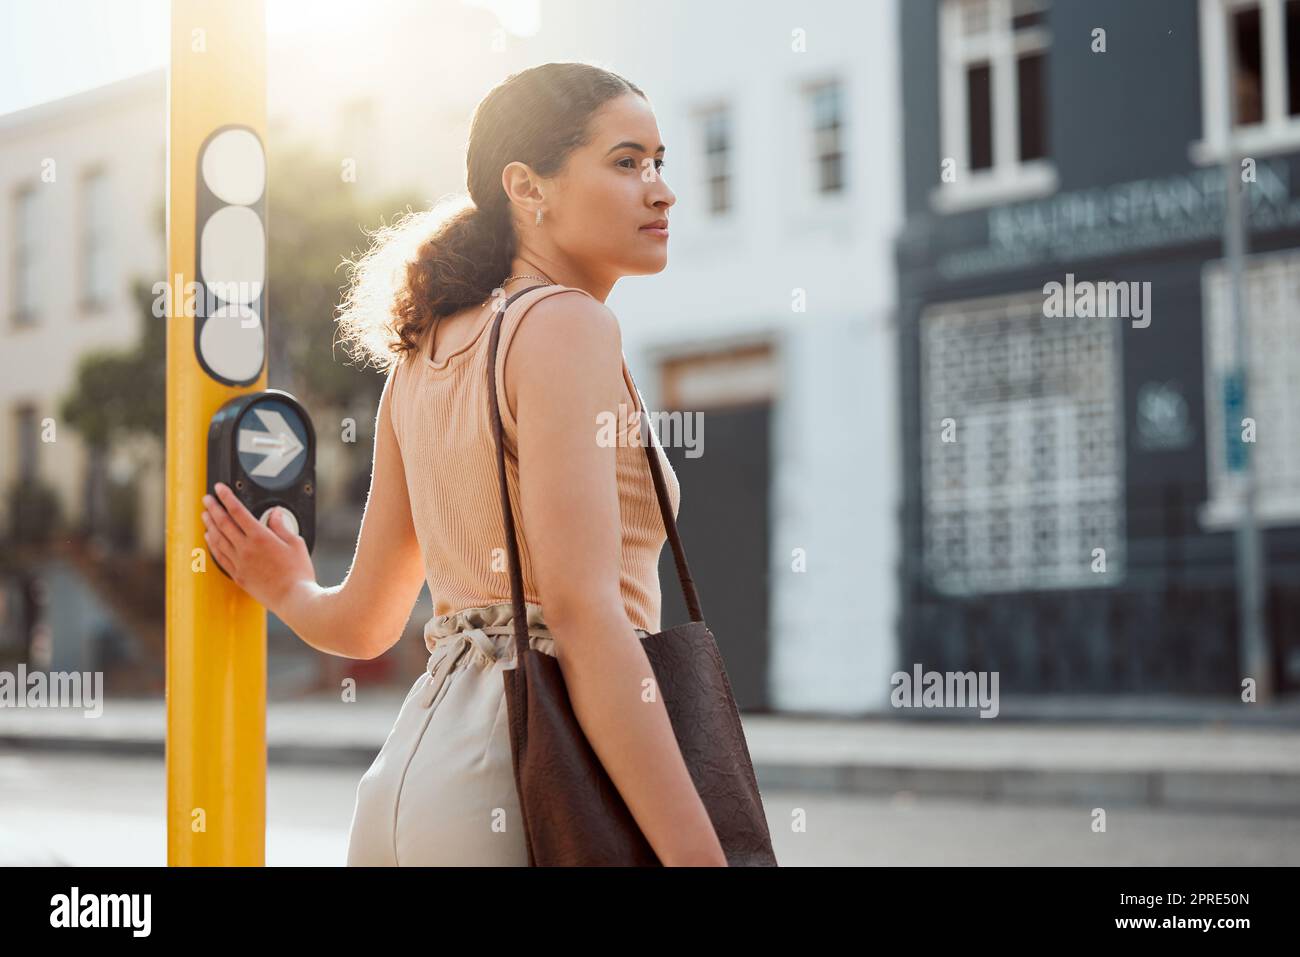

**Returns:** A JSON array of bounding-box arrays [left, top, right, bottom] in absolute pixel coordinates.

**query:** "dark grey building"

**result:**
[[896, 0, 1300, 694]]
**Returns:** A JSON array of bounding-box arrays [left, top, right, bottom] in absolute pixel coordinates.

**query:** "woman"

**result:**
[[199, 62, 726, 866]]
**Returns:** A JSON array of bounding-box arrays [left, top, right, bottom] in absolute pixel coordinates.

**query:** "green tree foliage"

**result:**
[[266, 139, 417, 412], [60, 278, 166, 451]]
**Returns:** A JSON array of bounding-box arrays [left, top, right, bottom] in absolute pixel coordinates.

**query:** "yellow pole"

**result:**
[[165, 0, 268, 866]]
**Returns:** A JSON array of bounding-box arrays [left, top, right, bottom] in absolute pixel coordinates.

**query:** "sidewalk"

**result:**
[[2, 692, 1298, 814]]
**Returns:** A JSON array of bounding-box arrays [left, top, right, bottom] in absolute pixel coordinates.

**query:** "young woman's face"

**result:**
[[542, 93, 676, 281]]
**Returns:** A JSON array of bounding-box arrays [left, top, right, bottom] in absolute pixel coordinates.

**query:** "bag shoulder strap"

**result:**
[[618, 360, 704, 624], [485, 286, 704, 658]]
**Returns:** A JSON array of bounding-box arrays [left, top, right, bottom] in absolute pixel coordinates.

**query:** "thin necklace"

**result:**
[[480, 271, 554, 307]]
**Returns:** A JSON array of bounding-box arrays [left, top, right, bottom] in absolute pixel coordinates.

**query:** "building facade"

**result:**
[[1, 70, 169, 554], [897, 0, 1300, 694]]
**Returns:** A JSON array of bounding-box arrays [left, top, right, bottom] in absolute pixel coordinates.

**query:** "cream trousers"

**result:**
[[345, 600, 650, 866]]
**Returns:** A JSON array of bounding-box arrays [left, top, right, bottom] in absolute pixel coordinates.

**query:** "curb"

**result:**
[[4, 731, 1298, 815], [754, 762, 1300, 815]]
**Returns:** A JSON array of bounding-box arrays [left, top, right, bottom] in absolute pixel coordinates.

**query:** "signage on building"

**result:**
[[1222, 370, 1248, 473], [936, 157, 1300, 280]]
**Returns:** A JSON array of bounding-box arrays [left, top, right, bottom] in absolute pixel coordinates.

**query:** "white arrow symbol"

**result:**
[[238, 408, 305, 478]]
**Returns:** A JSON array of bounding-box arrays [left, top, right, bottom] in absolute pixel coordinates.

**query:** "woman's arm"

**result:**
[[508, 294, 727, 867], [202, 367, 427, 660]]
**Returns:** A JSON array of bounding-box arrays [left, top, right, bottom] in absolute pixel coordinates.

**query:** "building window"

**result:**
[[933, 0, 1055, 212], [80, 167, 112, 310], [12, 185, 40, 326], [966, 62, 993, 170], [807, 81, 845, 194], [921, 291, 1125, 594], [15, 404, 40, 482], [1201, 248, 1300, 526], [1194, 0, 1300, 162], [1234, 3, 1266, 123], [1290, 0, 1300, 115], [699, 106, 731, 215]]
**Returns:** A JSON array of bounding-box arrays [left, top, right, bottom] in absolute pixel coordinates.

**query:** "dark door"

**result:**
[[657, 401, 772, 711]]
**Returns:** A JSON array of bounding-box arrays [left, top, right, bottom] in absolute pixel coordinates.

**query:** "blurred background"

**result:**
[[0, 0, 1297, 866]]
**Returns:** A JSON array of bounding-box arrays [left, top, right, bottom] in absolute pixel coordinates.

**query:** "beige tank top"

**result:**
[[387, 284, 681, 633]]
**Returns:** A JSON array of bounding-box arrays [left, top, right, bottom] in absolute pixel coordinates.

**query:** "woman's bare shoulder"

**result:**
[[512, 287, 619, 353], [504, 289, 622, 407]]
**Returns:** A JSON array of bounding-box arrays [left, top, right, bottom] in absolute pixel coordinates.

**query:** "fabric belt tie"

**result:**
[[418, 627, 501, 709]]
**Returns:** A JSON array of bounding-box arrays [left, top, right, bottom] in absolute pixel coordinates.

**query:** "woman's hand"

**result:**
[[201, 482, 316, 614]]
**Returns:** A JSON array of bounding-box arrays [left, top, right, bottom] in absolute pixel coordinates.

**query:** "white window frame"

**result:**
[[698, 103, 732, 216], [806, 79, 846, 196], [79, 166, 112, 311], [1192, 0, 1300, 163], [676, 91, 744, 259], [1199, 247, 1300, 528], [11, 184, 40, 326], [932, 0, 1057, 213]]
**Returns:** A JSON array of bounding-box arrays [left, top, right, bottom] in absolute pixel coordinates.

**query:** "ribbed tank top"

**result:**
[[387, 284, 681, 634]]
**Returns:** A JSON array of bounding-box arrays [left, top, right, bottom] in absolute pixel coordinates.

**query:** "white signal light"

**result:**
[[194, 125, 267, 385]]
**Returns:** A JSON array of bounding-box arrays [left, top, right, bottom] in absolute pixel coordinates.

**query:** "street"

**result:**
[[2, 748, 1297, 866]]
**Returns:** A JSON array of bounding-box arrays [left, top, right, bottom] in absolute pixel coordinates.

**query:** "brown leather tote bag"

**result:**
[[485, 285, 778, 866]]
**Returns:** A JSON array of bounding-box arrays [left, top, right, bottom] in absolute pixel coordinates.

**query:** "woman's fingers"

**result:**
[[213, 482, 261, 536], [201, 497, 243, 547], [204, 530, 235, 576], [202, 511, 237, 555]]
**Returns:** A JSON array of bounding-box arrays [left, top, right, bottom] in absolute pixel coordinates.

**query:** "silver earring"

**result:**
[[535, 207, 544, 226]]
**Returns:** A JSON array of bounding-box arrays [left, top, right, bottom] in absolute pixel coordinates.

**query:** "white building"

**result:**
[[0, 69, 169, 553]]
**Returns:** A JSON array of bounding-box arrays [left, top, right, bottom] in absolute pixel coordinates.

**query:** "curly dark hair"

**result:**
[[335, 61, 646, 372]]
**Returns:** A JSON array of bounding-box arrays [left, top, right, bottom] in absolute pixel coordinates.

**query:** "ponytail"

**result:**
[[334, 193, 515, 373]]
